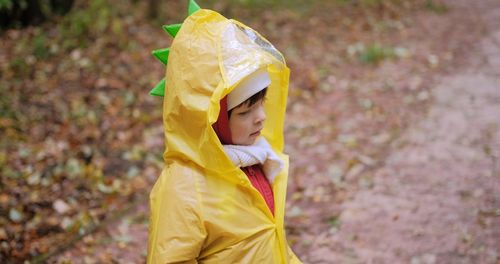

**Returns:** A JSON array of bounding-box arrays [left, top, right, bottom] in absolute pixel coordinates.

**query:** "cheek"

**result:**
[[231, 119, 243, 132], [229, 117, 248, 139]]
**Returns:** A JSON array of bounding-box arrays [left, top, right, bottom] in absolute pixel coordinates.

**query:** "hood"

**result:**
[[162, 9, 290, 182]]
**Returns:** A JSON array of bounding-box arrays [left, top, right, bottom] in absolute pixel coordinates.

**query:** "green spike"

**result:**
[[150, 78, 166, 97], [152, 48, 170, 65], [188, 0, 201, 16], [162, 23, 182, 38]]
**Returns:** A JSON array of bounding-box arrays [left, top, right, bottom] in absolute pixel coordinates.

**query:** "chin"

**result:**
[[233, 135, 258, 146], [242, 138, 257, 146], [243, 141, 255, 146]]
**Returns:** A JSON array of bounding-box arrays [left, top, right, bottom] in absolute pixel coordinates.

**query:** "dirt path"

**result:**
[[50, 1, 500, 263], [303, 4, 500, 264]]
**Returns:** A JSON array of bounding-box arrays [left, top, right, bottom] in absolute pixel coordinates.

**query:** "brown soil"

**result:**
[[44, 0, 500, 263]]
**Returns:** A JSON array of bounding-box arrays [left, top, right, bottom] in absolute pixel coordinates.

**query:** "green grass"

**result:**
[[359, 44, 396, 64], [425, 0, 448, 14], [60, 0, 115, 50], [33, 32, 50, 60]]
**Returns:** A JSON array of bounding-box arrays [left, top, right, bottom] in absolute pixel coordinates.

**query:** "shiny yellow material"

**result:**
[[148, 8, 301, 264]]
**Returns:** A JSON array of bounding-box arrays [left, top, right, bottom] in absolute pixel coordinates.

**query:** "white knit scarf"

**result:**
[[223, 138, 284, 183]]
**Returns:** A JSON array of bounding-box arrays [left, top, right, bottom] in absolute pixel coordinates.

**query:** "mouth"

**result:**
[[250, 130, 261, 137]]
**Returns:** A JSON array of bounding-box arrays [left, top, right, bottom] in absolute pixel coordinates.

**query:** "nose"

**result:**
[[255, 104, 266, 124]]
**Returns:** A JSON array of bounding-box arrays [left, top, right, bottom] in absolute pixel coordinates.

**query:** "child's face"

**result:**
[[229, 98, 266, 145]]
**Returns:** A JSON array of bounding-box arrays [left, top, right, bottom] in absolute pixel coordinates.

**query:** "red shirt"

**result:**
[[242, 164, 275, 216]]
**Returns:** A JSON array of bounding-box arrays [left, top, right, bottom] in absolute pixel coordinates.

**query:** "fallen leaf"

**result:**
[[53, 199, 71, 214]]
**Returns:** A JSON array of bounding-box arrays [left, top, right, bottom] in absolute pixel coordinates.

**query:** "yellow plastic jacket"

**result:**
[[148, 8, 302, 264]]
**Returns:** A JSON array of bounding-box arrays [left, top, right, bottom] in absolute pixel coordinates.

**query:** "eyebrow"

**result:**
[[235, 106, 251, 113]]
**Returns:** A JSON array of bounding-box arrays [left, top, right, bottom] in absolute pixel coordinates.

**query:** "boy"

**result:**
[[148, 1, 301, 263]]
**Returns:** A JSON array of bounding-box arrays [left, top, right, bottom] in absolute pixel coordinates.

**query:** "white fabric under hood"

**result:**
[[223, 137, 284, 183]]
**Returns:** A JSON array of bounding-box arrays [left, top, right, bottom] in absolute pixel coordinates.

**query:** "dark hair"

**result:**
[[228, 88, 267, 118]]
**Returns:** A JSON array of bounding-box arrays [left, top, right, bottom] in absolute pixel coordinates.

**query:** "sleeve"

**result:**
[[148, 168, 207, 264]]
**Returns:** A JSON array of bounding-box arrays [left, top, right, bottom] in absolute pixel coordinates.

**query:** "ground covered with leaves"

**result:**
[[1, 0, 498, 263]]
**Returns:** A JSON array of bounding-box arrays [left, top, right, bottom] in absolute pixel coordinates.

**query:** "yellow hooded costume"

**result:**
[[148, 1, 301, 263]]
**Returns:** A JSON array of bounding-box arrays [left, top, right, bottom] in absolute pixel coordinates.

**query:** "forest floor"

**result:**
[[53, 1, 499, 263], [1, 0, 498, 263], [299, 2, 500, 263]]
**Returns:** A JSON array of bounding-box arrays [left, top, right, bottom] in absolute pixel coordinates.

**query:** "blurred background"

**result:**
[[1, 0, 499, 263]]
